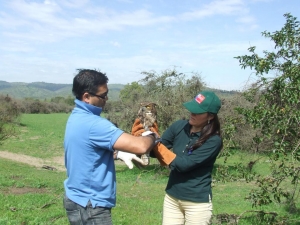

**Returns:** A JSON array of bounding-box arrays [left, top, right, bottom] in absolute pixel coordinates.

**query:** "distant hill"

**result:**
[[0, 81, 124, 101], [0, 81, 239, 101]]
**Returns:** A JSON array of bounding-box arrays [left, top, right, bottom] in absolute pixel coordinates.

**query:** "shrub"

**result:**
[[0, 94, 22, 142]]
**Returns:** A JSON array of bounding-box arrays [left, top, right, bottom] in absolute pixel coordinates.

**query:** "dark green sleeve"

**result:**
[[150, 120, 185, 157], [169, 135, 222, 172], [161, 120, 187, 149]]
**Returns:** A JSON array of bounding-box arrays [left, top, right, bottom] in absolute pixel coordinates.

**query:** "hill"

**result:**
[[0, 81, 124, 101], [0, 81, 239, 101]]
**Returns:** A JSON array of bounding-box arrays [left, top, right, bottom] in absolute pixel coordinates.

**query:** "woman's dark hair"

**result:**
[[72, 69, 109, 100], [191, 113, 223, 150]]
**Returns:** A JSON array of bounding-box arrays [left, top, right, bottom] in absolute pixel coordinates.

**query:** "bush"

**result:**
[[234, 13, 300, 209], [0, 94, 22, 142], [18, 98, 73, 114], [106, 68, 205, 133]]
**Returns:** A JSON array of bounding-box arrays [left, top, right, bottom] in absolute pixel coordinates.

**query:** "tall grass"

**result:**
[[0, 114, 299, 224]]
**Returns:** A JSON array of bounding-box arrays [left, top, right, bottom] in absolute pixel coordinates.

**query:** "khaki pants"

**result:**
[[162, 194, 212, 225]]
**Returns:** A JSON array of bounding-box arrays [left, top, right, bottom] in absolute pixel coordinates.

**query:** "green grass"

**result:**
[[0, 158, 68, 225], [0, 114, 299, 225], [1, 113, 69, 159]]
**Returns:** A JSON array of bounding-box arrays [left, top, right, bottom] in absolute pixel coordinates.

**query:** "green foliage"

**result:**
[[0, 95, 22, 143], [0, 94, 75, 114], [234, 13, 300, 210], [0, 114, 299, 224], [119, 81, 144, 103], [107, 68, 205, 132], [138, 68, 205, 130], [49, 96, 75, 107], [19, 98, 73, 114], [218, 93, 257, 154]]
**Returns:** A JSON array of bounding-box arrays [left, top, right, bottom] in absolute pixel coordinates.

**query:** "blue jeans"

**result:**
[[63, 195, 112, 225]]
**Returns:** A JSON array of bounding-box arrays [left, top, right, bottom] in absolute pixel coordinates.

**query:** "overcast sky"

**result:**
[[0, 0, 299, 90]]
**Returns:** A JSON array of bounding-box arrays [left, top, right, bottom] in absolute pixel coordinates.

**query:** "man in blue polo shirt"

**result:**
[[63, 69, 156, 225]]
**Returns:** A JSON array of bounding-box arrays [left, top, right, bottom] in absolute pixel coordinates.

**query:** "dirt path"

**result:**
[[0, 151, 127, 196], [0, 151, 126, 172], [0, 150, 65, 172]]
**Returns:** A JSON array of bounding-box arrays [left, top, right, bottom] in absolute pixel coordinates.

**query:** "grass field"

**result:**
[[0, 114, 299, 225]]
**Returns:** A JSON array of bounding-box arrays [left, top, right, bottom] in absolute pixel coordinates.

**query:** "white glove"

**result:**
[[141, 131, 154, 136], [116, 151, 146, 169], [142, 131, 161, 144]]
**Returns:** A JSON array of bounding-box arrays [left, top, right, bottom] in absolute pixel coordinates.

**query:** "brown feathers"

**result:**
[[137, 102, 157, 131]]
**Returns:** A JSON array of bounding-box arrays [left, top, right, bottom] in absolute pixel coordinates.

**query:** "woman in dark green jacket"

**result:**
[[146, 91, 222, 225]]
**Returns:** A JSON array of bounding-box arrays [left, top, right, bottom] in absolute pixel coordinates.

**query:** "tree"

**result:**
[[0, 95, 21, 143], [119, 82, 144, 104], [235, 13, 300, 212], [138, 68, 205, 131], [106, 68, 205, 133]]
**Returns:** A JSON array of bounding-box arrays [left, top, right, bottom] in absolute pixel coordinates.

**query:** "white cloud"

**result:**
[[0, 0, 299, 90], [1, 1, 174, 45], [180, 0, 246, 20], [60, 0, 90, 8], [110, 41, 121, 47]]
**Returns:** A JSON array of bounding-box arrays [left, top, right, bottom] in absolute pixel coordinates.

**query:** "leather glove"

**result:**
[[152, 143, 176, 166], [130, 118, 161, 168], [116, 151, 146, 169], [131, 118, 159, 137], [131, 118, 144, 136]]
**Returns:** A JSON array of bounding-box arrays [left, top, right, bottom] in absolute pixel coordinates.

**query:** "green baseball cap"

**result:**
[[183, 91, 221, 114]]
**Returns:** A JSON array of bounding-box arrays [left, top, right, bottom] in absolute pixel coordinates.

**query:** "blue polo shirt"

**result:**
[[64, 99, 123, 208]]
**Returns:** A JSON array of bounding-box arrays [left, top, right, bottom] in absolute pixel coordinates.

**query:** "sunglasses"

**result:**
[[88, 92, 108, 100]]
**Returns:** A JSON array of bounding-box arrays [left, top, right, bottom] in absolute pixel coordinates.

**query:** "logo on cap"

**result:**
[[195, 94, 205, 104]]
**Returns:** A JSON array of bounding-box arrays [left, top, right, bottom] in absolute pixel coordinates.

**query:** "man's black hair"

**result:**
[[72, 69, 109, 100]]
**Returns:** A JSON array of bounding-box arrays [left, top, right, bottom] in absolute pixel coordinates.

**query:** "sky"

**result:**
[[0, 0, 299, 91]]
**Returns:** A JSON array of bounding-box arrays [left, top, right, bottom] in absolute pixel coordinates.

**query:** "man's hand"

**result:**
[[116, 151, 146, 169]]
